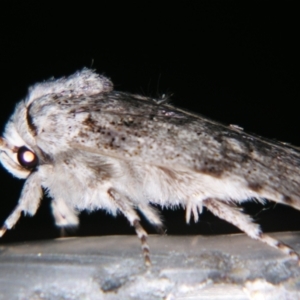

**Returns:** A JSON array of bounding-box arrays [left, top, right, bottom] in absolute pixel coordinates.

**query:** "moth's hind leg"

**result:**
[[204, 198, 300, 264], [108, 188, 151, 266], [0, 172, 43, 237]]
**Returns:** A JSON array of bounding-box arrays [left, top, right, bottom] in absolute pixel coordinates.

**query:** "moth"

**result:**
[[1, 69, 300, 266]]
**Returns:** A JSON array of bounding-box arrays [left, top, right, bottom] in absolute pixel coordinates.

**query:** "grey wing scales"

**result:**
[[32, 91, 300, 209]]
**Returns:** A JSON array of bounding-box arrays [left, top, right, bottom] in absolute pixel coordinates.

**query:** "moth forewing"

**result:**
[[1, 68, 300, 266]]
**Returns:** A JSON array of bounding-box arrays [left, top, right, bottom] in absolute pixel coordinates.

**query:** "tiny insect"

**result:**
[[1, 69, 300, 266]]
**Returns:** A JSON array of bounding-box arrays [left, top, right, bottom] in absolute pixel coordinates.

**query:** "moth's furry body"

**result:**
[[1, 69, 300, 265]]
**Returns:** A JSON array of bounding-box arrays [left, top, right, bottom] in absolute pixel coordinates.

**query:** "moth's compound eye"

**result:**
[[17, 146, 38, 169]]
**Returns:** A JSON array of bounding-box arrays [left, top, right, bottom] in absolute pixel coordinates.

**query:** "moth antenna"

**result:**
[[108, 188, 151, 266], [204, 198, 300, 264]]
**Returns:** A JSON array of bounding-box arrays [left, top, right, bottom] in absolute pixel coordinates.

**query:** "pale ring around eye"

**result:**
[[17, 146, 38, 169]]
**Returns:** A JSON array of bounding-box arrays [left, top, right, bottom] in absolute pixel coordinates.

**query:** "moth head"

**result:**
[[1, 68, 109, 179], [0, 126, 39, 179], [0, 83, 43, 179]]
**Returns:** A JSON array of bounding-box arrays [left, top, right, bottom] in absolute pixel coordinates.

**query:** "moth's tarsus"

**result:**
[[144, 254, 152, 268], [1, 68, 300, 266], [204, 198, 300, 264], [258, 233, 300, 264], [1, 206, 23, 232], [0, 226, 7, 238], [133, 219, 152, 267], [108, 188, 151, 266]]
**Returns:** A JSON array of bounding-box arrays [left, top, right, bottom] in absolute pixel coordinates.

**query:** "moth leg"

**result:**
[[137, 203, 165, 234], [186, 201, 203, 224], [0, 172, 43, 237], [204, 198, 300, 264], [51, 198, 79, 227], [51, 198, 79, 237], [108, 188, 151, 266]]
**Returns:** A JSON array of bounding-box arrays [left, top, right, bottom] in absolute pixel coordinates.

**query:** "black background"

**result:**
[[0, 2, 300, 243]]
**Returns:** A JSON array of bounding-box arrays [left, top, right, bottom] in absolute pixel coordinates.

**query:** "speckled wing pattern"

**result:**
[[32, 87, 300, 208]]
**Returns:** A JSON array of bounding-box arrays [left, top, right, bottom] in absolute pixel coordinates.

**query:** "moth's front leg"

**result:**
[[0, 171, 43, 237], [108, 188, 151, 266]]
